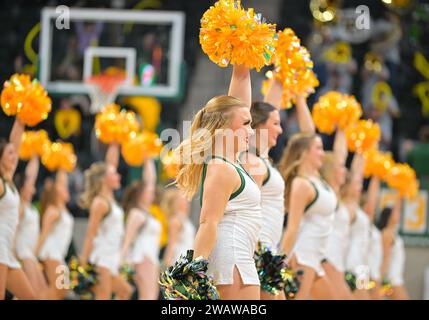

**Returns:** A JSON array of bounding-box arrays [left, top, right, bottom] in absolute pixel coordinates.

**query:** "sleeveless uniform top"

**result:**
[[16, 204, 40, 261], [388, 236, 406, 286], [39, 208, 74, 263], [89, 201, 124, 275], [290, 176, 337, 277], [128, 210, 162, 265], [259, 158, 285, 253], [325, 203, 351, 272], [368, 224, 383, 281], [202, 156, 262, 285], [346, 207, 371, 275], [0, 178, 21, 269], [173, 217, 196, 263]]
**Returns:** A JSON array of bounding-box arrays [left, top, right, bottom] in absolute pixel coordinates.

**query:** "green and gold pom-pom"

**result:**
[[159, 250, 220, 300], [120, 264, 135, 285], [254, 242, 288, 296], [381, 277, 394, 297], [284, 267, 303, 300], [345, 271, 357, 292], [68, 256, 97, 299]]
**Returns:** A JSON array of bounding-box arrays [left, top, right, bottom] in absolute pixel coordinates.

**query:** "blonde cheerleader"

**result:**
[[161, 187, 195, 267], [121, 159, 161, 300], [321, 130, 354, 300], [175, 65, 262, 300], [14, 157, 49, 299], [0, 119, 35, 300], [279, 132, 339, 300], [79, 144, 132, 300], [36, 171, 73, 300]]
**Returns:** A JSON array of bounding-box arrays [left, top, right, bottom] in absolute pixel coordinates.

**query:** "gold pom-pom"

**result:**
[[95, 104, 140, 145], [273, 28, 319, 108], [386, 163, 419, 199], [363, 149, 394, 180], [42, 142, 77, 173], [312, 91, 362, 134], [199, 0, 277, 71], [19, 130, 50, 161], [121, 131, 163, 167], [1, 74, 52, 126], [345, 120, 381, 153]]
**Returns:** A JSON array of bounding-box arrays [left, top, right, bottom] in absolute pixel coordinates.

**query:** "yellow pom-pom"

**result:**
[[17, 82, 52, 126], [363, 149, 394, 180], [1, 74, 52, 126], [273, 28, 319, 108], [200, 0, 276, 71], [95, 104, 140, 145], [19, 130, 50, 161], [42, 142, 77, 172], [121, 131, 163, 166], [312, 91, 362, 134], [386, 163, 419, 199], [345, 120, 381, 153]]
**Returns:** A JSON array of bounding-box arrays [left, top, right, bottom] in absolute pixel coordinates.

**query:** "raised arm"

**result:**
[[351, 153, 365, 180], [364, 176, 380, 217], [143, 158, 156, 188], [333, 129, 347, 165], [193, 162, 237, 259], [121, 209, 146, 262], [295, 95, 316, 134], [25, 156, 40, 189], [105, 143, 120, 169], [263, 78, 283, 109], [228, 65, 251, 108], [280, 178, 315, 256], [80, 197, 109, 266], [10, 118, 25, 161]]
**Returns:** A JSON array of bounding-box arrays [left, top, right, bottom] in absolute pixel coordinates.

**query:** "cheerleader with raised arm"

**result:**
[[79, 144, 132, 300], [240, 79, 315, 300], [0, 119, 36, 300], [174, 65, 262, 300], [161, 187, 195, 268], [321, 130, 354, 300], [378, 194, 410, 300], [342, 155, 372, 300], [364, 176, 384, 299], [278, 131, 339, 300], [121, 159, 161, 300], [14, 157, 49, 299], [36, 171, 73, 300]]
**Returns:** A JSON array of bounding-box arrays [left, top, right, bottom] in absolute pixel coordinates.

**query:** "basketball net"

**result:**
[[85, 72, 126, 114]]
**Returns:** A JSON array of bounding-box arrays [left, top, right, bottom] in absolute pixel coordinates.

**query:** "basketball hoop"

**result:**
[[85, 72, 126, 114]]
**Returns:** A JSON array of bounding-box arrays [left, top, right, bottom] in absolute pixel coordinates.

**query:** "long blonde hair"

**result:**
[[161, 187, 180, 219], [320, 152, 336, 184], [278, 132, 317, 210], [174, 96, 247, 199], [79, 162, 107, 210]]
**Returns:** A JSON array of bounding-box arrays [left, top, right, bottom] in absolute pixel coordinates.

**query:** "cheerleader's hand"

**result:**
[[79, 256, 88, 269]]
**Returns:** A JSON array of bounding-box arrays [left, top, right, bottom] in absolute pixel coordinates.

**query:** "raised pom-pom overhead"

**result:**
[[1, 74, 52, 126], [312, 91, 362, 134], [363, 149, 394, 180], [273, 28, 319, 108], [19, 130, 50, 161], [345, 119, 381, 153], [42, 142, 77, 173], [386, 163, 419, 199], [200, 0, 277, 71], [122, 131, 163, 167], [95, 104, 140, 145]]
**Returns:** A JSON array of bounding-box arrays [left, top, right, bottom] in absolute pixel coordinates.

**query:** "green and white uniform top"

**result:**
[[201, 156, 262, 286]]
